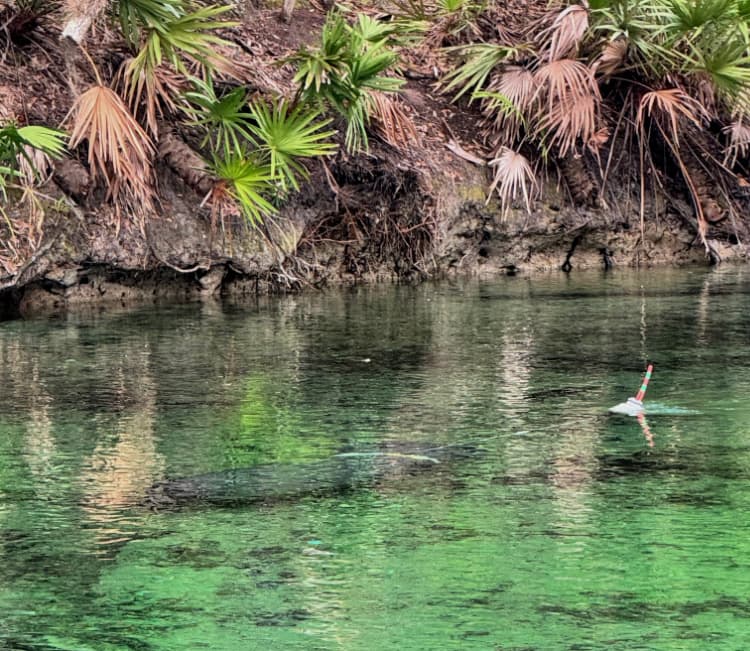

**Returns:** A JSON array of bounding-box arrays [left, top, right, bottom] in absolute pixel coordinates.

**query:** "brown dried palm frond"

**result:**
[[488, 146, 538, 217], [120, 59, 184, 137], [534, 59, 599, 108], [723, 118, 750, 166], [17, 145, 52, 186], [539, 4, 588, 62], [593, 38, 628, 78], [637, 89, 711, 250], [68, 84, 155, 211], [484, 65, 535, 141], [637, 88, 707, 145], [369, 91, 420, 151], [534, 59, 600, 156], [539, 92, 599, 156]]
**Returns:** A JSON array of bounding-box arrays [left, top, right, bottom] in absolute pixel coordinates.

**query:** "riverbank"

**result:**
[[1, 4, 747, 319]]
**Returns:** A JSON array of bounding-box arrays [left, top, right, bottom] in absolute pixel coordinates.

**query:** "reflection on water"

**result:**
[[1, 268, 750, 650]]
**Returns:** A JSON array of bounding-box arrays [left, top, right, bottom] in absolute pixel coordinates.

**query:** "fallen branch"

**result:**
[[445, 140, 485, 166]]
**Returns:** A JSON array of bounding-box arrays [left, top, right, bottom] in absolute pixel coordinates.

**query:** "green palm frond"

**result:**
[[155, 5, 235, 68], [344, 97, 370, 153], [15, 126, 67, 159], [248, 100, 336, 190], [690, 40, 750, 101], [212, 154, 277, 226], [664, 0, 735, 37], [116, 0, 183, 48], [184, 75, 255, 157], [292, 12, 350, 96], [292, 10, 405, 152], [0, 124, 67, 183], [352, 13, 399, 44], [442, 44, 523, 99], [349, 42, 402, 93], [126, 4, 236, 87], [590, 0, 678, 76]]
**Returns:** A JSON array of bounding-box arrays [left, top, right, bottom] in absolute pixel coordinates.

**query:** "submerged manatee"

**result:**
[[146, 444, 481, 508]]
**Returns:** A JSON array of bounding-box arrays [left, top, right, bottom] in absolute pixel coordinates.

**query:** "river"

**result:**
[[1, 268, 749, 650]]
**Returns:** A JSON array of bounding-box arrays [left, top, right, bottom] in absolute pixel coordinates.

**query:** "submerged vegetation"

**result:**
[[1, 0, 750, 282]]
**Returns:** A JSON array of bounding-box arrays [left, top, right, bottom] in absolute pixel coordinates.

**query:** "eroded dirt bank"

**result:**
[[1, 6, 746, 319]]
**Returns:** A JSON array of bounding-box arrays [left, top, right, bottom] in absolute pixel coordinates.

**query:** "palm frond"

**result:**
[[349, 43, 403, 94], [593, 37, 628, 77], [150, 5, 237, 71], [479, 65, 535, 142], [540, 4, 589, 62], [637, 87, 707, 144], [120, 57, 183, 136], [442, 43, 523, 99], [115, 0, 182, 49], [368, 91, 420, 151], [16, 126, 67, 158], [689, 40, 750, 103], [292, 11, 350, 95], [343, 97, 370, 153], [183, 75, 254, 157], [0, 123, 66, 186], [292, 10, 405, 153], [664, 0, 735, 37], [723, 117, 750, 165], [68, 84, 154, 208], [488, 146, 538, 217], [533, 59, 600, 155], [248, 99, 336, 191], [590, 0, 678, 77], [17, 146, 52, 186], [352, 12, 400, 44], [211, 154, 276, 225], [539, 92, 600, 156]]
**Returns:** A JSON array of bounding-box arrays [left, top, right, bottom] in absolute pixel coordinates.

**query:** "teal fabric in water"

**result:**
[[1, 268, 749, 650]]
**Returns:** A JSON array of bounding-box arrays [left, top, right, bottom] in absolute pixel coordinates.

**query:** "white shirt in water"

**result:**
[[608, 397, 645, 416]]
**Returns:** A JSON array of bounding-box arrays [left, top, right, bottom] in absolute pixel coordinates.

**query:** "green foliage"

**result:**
[[0, 124, 67, 190], [292, 10, 404, 152], [128, 4, 236, 74], [247, 100, 336, 191], [690, 41, 750, 98], [590, 0, 750, 104], [665, 0, 734, 34], [116, 0, 183, 49], [183, 75, 255, 157], [181, 80, 337, 223], [211, 153, 277, 226], [442, 44, 523, 99]]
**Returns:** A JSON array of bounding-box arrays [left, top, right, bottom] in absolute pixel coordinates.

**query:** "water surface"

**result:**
[[1, 268, 750, 650]]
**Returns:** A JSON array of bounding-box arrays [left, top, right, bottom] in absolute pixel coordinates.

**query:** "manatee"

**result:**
[[146, 444, 481, 509]]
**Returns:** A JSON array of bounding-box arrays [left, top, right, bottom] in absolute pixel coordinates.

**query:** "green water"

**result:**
[[1, 268, 750, 650]]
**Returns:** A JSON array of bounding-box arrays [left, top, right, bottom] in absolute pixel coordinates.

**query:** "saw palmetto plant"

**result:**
[[0, 123, 67, 194], [247, 100, 337, 191], [183, 74, 255, 158], [120, 1, 237, 135], [292, 10, 405, 152], [210, 153, 277, 226], [435, 0, 750, 248]]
